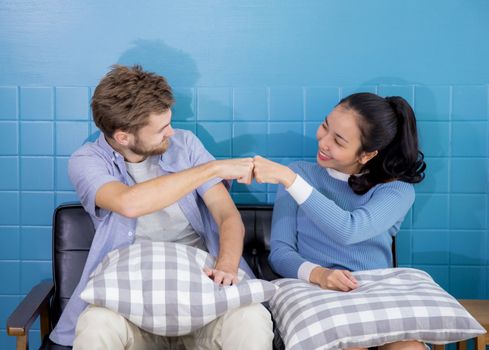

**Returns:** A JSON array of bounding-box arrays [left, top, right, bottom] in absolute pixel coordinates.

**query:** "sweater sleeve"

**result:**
[[268, 184, 311, 278], [300, 181, 415, 245]]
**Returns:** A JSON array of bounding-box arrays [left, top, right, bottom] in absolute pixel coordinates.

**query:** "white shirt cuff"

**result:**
[[298, 261, 320, 282], [285, 174, 313, 205]]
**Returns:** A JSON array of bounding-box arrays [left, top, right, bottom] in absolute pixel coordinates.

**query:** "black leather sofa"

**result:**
[[6, 203, 283, 350]]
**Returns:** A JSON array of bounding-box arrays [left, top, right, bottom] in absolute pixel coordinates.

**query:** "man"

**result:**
[[49, 65, 273, 349]]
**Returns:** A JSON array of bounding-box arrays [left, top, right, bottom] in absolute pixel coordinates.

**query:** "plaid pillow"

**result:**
[[270, 268, 486, 350], [80, 241, 277, 336]]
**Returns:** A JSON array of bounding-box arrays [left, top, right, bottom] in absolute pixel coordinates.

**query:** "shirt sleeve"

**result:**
[[285, 174, 313, 204], [184, 131, 230, 196], [298, 261, 320, 282], [68, 151, 119, 219]]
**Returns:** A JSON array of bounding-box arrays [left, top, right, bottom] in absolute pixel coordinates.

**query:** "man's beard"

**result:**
[[129, 137, 170, 157]]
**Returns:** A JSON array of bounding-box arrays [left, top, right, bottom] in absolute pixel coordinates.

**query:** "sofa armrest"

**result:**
[[7, 280, 54, 349]]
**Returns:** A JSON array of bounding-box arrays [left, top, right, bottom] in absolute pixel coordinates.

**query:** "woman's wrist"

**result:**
[[310, 266, 328, 284], [282, 167, 297, 188]]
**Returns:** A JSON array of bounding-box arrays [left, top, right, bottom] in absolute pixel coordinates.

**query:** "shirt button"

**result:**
[[128, 231, 133, 237]]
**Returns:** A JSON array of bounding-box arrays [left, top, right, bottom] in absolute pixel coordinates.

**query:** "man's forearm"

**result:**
[[215, 217, 244, 273], [118, 161, 220, 217], [97, 157, 254, 218]]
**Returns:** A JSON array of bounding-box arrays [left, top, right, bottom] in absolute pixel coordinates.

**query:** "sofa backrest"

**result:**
[[52, 204, 95, 327]]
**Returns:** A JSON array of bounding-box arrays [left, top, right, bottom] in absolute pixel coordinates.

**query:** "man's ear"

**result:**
[[359, 150, 378, 165], [112, 130, 131, 146]]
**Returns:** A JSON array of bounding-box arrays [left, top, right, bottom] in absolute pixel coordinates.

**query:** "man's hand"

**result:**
[[310, 266, 358, 292], [203, 266, 239, 286], [214, 158, 254, 185], [253, 155, 297, 188]]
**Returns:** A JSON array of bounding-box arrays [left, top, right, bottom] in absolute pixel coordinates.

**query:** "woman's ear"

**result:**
[[359, 150, 378, 165], [112, 130, 131, 146]]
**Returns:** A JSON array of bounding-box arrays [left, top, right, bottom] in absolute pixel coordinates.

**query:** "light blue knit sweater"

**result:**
[[268, 161, 415, 278]]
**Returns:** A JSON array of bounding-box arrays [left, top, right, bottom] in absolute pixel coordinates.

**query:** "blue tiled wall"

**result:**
[[1, 84, 487, 294], [1, 84, 489, 350], [1, 1, 489, 347]]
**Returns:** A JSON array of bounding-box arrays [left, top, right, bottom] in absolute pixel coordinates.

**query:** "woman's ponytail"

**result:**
[[382, 96, 426, 183]]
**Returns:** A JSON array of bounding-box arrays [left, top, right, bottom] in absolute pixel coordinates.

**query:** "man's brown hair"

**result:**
[[92, 64, 174, 137]]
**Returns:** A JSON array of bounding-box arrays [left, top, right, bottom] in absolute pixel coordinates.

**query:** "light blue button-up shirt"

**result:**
[[49, 129, 253, 346]]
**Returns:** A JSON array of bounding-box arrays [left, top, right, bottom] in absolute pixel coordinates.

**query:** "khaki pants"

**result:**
[[73, 303, 273, 350]]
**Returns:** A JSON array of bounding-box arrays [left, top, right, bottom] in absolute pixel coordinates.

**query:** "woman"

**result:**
[[253, 92, 426, 350]]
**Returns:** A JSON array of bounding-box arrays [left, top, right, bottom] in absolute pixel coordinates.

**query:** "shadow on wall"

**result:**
[[118, 39, 200, 90], [118, 39, 201, 126], [84, 39, 199, 140]]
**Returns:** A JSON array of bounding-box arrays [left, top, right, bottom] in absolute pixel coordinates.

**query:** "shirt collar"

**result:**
[[326, 167, 351, 182], [158, 140, 181, 173], [96, 133, 124, 162]]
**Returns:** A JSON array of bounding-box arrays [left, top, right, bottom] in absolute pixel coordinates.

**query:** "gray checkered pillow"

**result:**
[[80, 241, 277, 336], [270, 268, 486, 350]]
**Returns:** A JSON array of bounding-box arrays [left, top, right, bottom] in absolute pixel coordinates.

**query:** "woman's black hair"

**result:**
[[337, 92, 426, 194]]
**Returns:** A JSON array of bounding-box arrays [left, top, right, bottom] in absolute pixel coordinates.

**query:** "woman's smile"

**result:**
[[317, 150, 332, 161]]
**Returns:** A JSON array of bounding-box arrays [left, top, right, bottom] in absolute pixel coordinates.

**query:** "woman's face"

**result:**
[[316, 105, 371, 174]]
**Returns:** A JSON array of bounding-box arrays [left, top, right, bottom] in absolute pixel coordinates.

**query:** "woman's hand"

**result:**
[[253, 155, 297, 188], [310, 266, 358, 292]]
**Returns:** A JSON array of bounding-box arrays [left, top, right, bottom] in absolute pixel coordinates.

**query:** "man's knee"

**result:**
[[223, 303, 273, 334], [75, 305, 128, 343], [220, 304, 273, 349], [78, 305, 124, 328]]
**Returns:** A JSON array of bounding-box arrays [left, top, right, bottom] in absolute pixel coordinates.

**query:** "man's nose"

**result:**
[[166, 125, 175, 137]]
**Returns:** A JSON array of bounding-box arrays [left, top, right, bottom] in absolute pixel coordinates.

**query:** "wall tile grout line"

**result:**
[[447, 85, 453, 290]]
